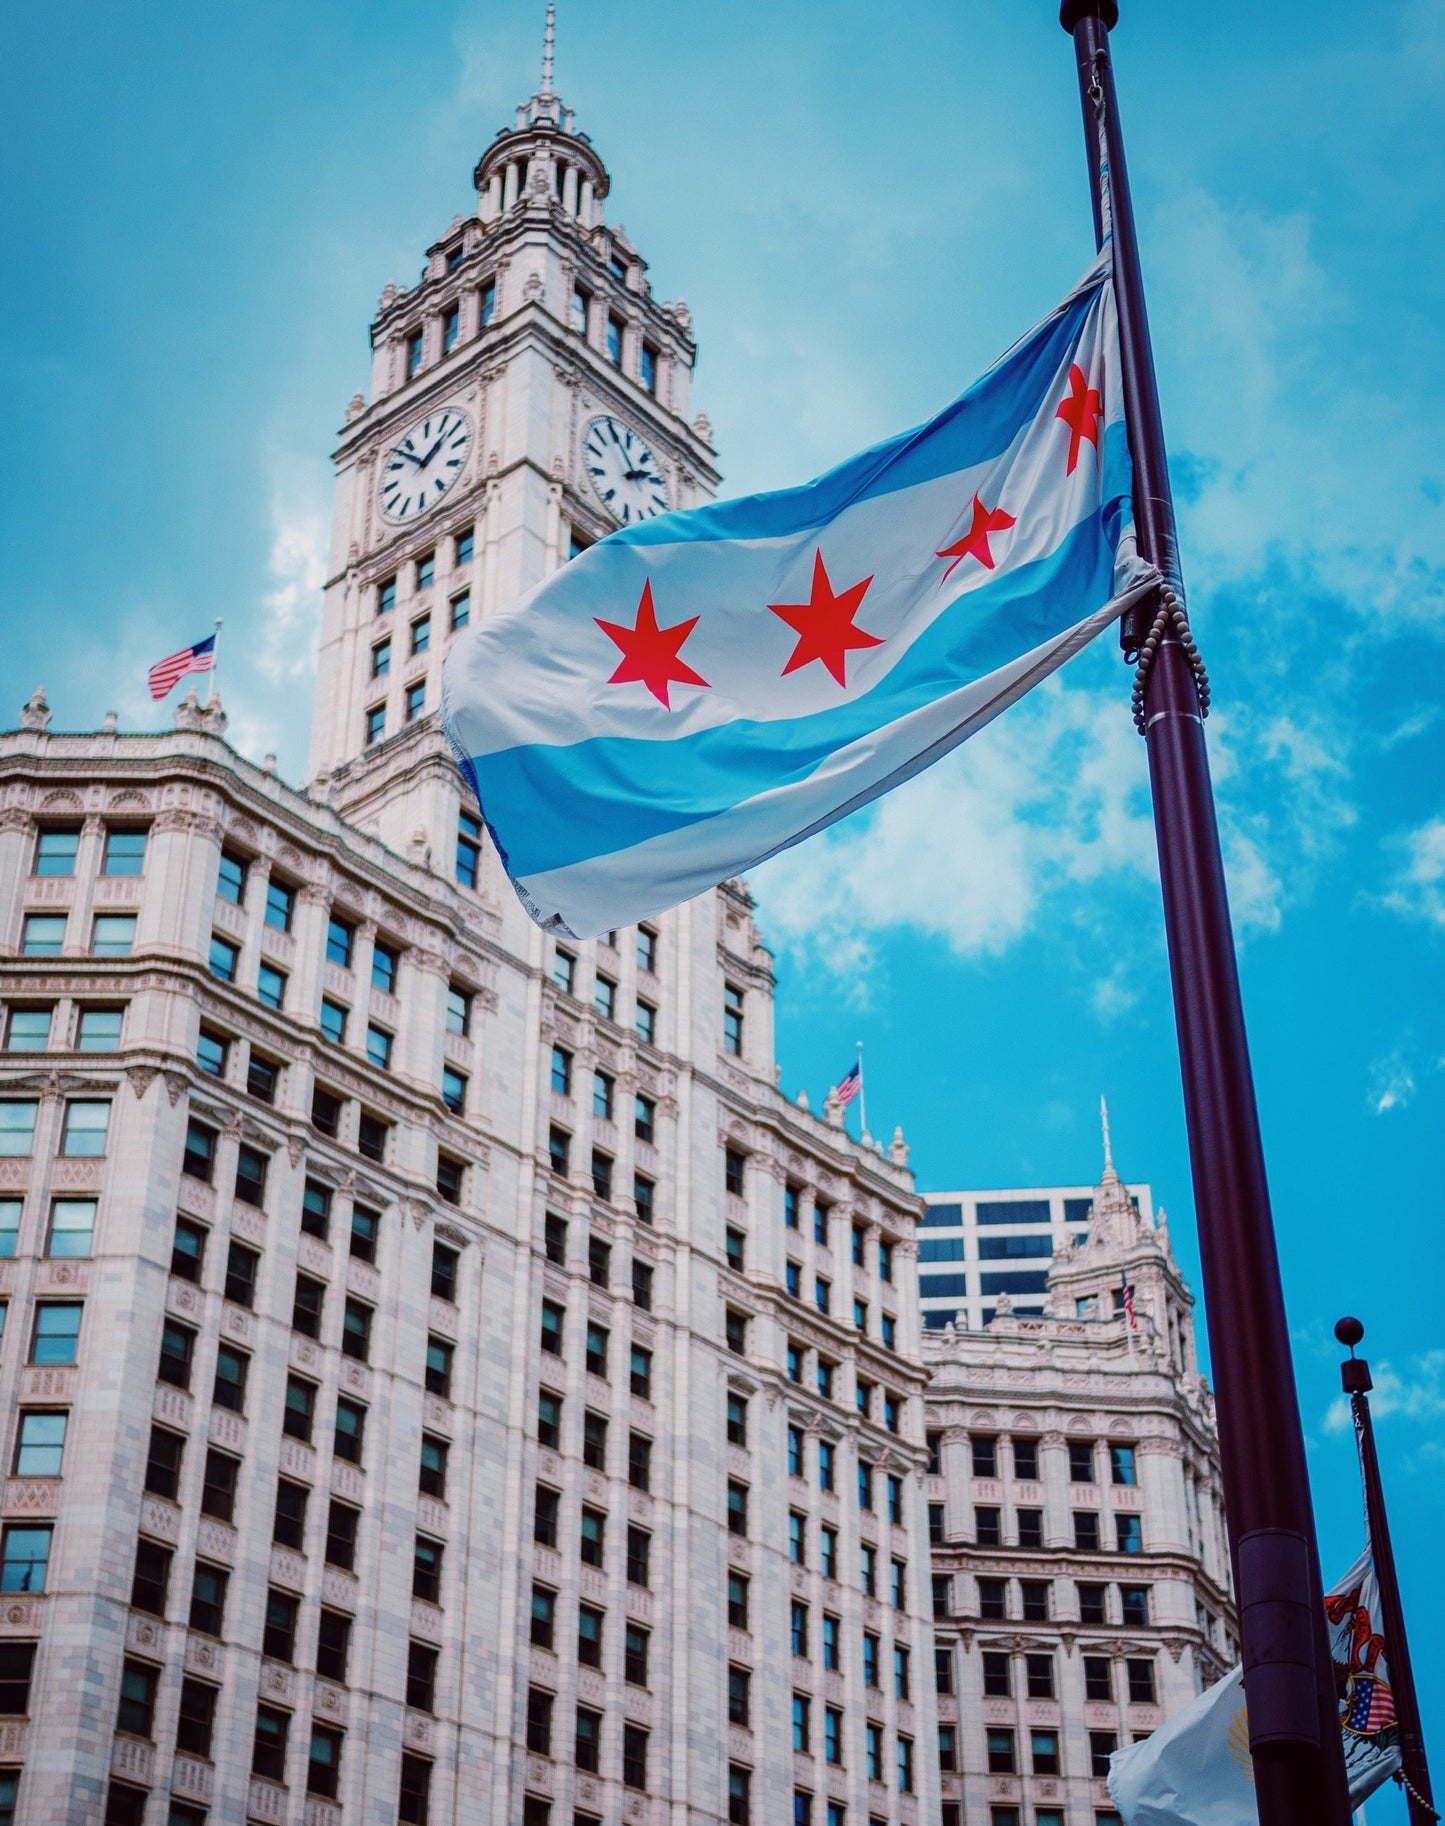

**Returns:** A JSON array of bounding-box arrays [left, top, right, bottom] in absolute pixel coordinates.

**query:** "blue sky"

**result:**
[[4, 0, 1442, 1774]]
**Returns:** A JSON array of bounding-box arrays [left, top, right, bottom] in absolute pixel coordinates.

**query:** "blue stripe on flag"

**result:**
[[466, 501, 1121, 880]]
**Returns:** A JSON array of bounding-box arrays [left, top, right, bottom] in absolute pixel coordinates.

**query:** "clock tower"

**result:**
[[308, 5, 721, 839]]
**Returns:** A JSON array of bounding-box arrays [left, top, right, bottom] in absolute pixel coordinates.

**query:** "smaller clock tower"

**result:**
[[308, 6, 721, 833]]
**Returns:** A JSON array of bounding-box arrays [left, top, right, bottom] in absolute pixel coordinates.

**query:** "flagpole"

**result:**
[[209, 617, 223, 708], [1057, 7, 1352, 1819], [1336, 1319, 1436, 1826], [855, 1040, 867, 1139]]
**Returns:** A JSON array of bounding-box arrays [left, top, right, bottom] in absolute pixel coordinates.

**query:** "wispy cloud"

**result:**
[[1367, 1050, 1416, 1115], [1381, 815, 1445, 928], [1324, 1349, 1445, 1433]]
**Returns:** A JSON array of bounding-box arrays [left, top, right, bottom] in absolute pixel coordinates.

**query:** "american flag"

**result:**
[[1121, 1268, 1138, 1329], [148, 633, 216, 701], [833, 1061, 862, 1108]]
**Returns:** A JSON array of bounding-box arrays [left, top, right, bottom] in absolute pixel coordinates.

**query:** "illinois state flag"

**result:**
[[443, 252, 1154, 938]]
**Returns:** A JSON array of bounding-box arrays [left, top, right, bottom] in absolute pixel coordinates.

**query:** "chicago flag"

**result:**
[[443, 251, 1154, 938]]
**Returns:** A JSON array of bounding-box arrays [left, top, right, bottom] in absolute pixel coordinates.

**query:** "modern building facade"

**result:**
[[923, 1151, 1234, 1826], [0, 30, 939, 1826]]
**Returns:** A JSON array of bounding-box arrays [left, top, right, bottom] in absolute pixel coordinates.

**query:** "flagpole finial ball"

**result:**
[[1059, 0, 1119, 31], [1334, 1316, 1365, 1350]]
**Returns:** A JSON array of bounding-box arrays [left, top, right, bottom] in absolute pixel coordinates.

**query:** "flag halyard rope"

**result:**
[[1128, 582, 1210, 735]]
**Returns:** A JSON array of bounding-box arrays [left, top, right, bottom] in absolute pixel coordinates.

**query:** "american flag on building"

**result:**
[[148, 633, 216, 701], [832, 1061, 862, 1108]]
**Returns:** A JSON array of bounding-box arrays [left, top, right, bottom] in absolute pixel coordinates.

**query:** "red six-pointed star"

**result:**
[[595, 579, 709, 710], [1056, 361, 1103, 474], [936, 495, 1016, 583], [768, 549, 883, 687]]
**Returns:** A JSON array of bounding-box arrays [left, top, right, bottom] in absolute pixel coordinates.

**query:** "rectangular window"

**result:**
[[982, 1650, 1011, 1696], [860, 1544, 876, 1597], [887, 1474, 903, 1523], [575, 1705, 601, 1773], [590, 1149, 613, 1202], [622, 1729, 649, 1796], [790, 1600, 808, 1658], [48, 1198, 96, 1258], [530, 1583, 555, 1648], [820, 1527, 837, 1581], [234, 1143, 267, 1206], [101, 828, 147, 877], [309, 1730, 346, 1810], [13, 1412, 65, 1479], [537, 1391, 562, 1450], [592, 1068, 614, 1120], [979, 1577, 1007, 1620], [725, 1308, 747, 1355], [212, 1343, 249, 1413], [436, 1152, 463, 1204], [0, 1104, 37, 1160], [360, 1112, 389, 1162], [116, 1657, 158, 1737], [442, 304, 460, 353], [188, 1561, 228, 1635], [633, 1171, 655, 1223], [972, 1435, 998, 1477], [263, 1588, 299, 1662], [1079, 1581, 1108, 1624], [326, 915, 354, 969], [540, 1299, 564, 1357], [366, 1023, 393, 1070], [821, 1613, 840, 1671], [605, 315, 623, 365], [789, 1511, 805, 1564], [1070, 1440, 1096, 1481], [157, 1319, 195, 1389], [987, 1728, 1016, 1774], [862, 1633, 879, 1689], [548, 1125, 571, 1179], [425, 1336, 454, 1398], [413, 1535, 443, 1602], [1027, 1652, 1056, 1700], [894, 1643, 910, 1699], [722, 983, 744, 1054], [144, 1426, 184, 1500], [292, 1272, 325, 1339], [365, 703, 387, 746], [252, 1704, 290, 1780], [1090, 1731, 1119, 1778], [525, 1687, 553, 1756], [411, 613, 431, 656], [726, 1226, 746, 1272], [456, 808, 482, 887], [627, 1523, 650, 1587], [201, 1448, 239, 1522], [727, 1570, 748, 1628], [450, 589, 471, 630], [594, 974, 616, 1021], [1084, 1655, 1113, 1700], [628, 1431, 651, 1491], [419, 1433, 449, 1499], [857, 1461, 873, 1510], [1111, 1442, 1138, 1485], [34, 827, 80, 875], [533, 1485, 560, 1547], [273, 1479, 308, 1549], [727, 1480, 748, 1536], [246, 1052, 279, 1103], [1019, 1506, 1044, 1548], [890, 1557, 906, 1609], [176, 1677, 217, 1757], [407, 1641, 439, 1712], [727, 1663, 749, 1726], [938, 1724, 956, 1772], [976, 1505, 1002, 1546], [256, 961, 286, 1008], [1075, 1510, 1101, 1551], [4, 1006, 51, 1052], [1032, 1728, 1060, 1776], [349, 1202, 379, 1264], [283, 1375, 316, 1442], [371, 637, 392, 678], [635, 998, 656, 1044], [23, 913, 68, 956], [577, 1602, 603, 1667], [1127, 1657, 1157, 1703], [580, 1507, 605, 1568], [0, 1199, 16, 1258], [1021, 1580, 1050, 1622], [583, 1410, 608, 1469], [631, 1344, 653, 1399], [60, 1099, 109, 1157], [588, 1236, 610, 1288], [640, 343, 658, 394], [792, 1693, 810, 1753], [724, 1147, 746, 1196], [935, 1644, 954, 1693], [73, 1005, 121, 1051], [865, 1722, 882, 1781], [1116, 1514, 1143, 1553], [334, 1397, 367, 1464], [129, 1538, 171, 1614]]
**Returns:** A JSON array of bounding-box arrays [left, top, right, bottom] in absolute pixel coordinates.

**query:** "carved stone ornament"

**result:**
[[126, 1067, 156, 1101]]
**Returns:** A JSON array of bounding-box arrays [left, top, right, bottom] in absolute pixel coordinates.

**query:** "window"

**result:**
[[727, 1480, 748, 1537], [865, 1722, 883, 1780], [790, 1599, 808, 1657], [860, 1544, 876, 1597], [86, 913, 132, 956], [728, 1764, 751, 1826], [1075, 1510, 1101, 1551], [430, 1239, 460, 1302], [1090, 1731, 1119, 1778], [626, 1522, 651, 1587], [890, 1557, 907, 1609], [410, 613, 432, 659], [725, 1226, 746, 1273], [77, 1006, 124, 1050], [787, 1426, 804, 1478], [1111, 1442, 1138, 1485], [129, 1538, 171, 1615], [439, 1063, 468, 1115], [273, 1479, 308, 1549], [785, 1261, 802, 1300], [1117, 1514, 1143, 1554], [446, 985, 472, 1040], [1012, 1435, 1040, 1479], [435, 1152, 462, 1202], [787, 1511, 806, 1565], [212, 1343, 249, 1413], [157, 1319, 195, 1389], [630, 1342, 654, 1400], [887, 1475, 904, 1524], [590, 1149, 613, 1202], [536, 1389, 563, 1450], [1080, 1581, 1109, 1624], [938, 1724, 957, 1772], [412, 1534, 443, 1602], [292, 1273, 325, 1339], [577, 1602, 603, 1667], [447, 587, 471, 632], [632, 1171, 656, 1224], [201, 1448, 239, 1522], [34, 827, 80, 875], [335, 1397, 367, 1464], [525, 1687, 553, 1756], [371, 637, 392, 679], [172, 1219, 206, 1278], [722, 984, 744, 1054], [399, 1755, 431, 1826], [234, 1143, 267, 1207], [628, 1431, 652, 1491], [820, 1527, 837, 1581], [84, 910, 129, 957], [583, 1411, 608, 1469], [13, 1413, 65, 1479], [263, 1588, 299, 1662], [283, 1374, 316, 1441], [822, 1613, 840, 1670], [243, 1049, 280, 1104], [726, 1569, 747, 1628], [548, 1126, 571, 1180], [23, 914, 67, 956], [249, 1704, 291, 1783], [319, 997, 349, 1048], [539, 1300, 564, 1359], [425, 1336, 454, 1399], [365, 698, 389, 741], [987, 1728, 1017, 1774], [4, 1006, 50, 1052], [144, 1427, 184, 1500], [326, 914, 354, 969], [296, 1178, 331, 1241], [1021, 1580, 1049, 1622], [176, 1677, 217, 1758], [587, 1236, 611, 1290], [635, 998, 656, 1044], [341, 1205, 377, 1271], [605, 315, 623, 365], [894, 1643, 910, 1699], [814, 1277, 831, 1314], [883, 1392, 901, 1434], [592, 1068, 614, 1121], [1070, 1440, 1096, 1482], [725, 1662, 751, 1728], [979, 1577, 1007, 1620], [725, 1308, 747, 1356], [188, 1561, 228, 1635], [419, 1432, 449, 1500], [455, 806, 482, 889], [533, 1485, 559, 1547], [591, 974, 617, 1022], [971, 1435, 998, 1477], [982, 1649, 1013, 1696], [102, 828, 147, 876], [0, 1104, 37, 1162], [817, 1440, 835, 1492], [366, 1022, 393, 1070], [580, 1507, 605, 1568], [1085, 1655, 1113, 1700], [47, 1198, 95, 1259], [857, 1461, 873, 1510], [896, 1735, 914, 1793], [530, 1583, 556, 1648], [256, 961, 287, 1009], [116, 1659, 157, 1737], [1027, 1653, 1056, 1700], [1032, 1728, 1060, 1776], [408, 1641, 440, 1712], [824, 1706, 842, 1766], [1127, 1657, 1157, 1703], [60, 1100, 109, 1157], [792, 1693, 810, 1753], [935, 1644, 954, 1693], [0, 1200, 16, 1259]]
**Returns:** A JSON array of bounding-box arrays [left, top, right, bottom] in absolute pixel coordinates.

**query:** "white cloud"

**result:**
[[1367, 1050, 1416, 1115], [1382, 815, 1445, 927], [1324, 1349, 1445, 1432]]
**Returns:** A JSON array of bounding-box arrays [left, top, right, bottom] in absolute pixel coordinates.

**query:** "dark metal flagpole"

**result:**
[[1336, 1318, 1437, 1826], [1056, 6, 1352, 1821]]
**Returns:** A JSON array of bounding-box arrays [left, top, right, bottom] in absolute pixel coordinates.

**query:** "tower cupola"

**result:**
[[473, 5, 610, 228]]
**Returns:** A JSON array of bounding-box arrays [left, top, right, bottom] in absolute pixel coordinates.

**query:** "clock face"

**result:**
[[583, 416, 670, 525], [379, 409, 473, 523]]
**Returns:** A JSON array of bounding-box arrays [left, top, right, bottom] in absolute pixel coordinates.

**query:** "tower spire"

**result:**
[[540, 2, 555, 96], [1100, 1094, 1115, 1176]]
